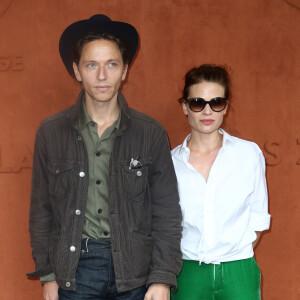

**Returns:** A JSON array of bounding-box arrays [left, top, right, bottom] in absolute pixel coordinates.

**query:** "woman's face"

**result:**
[[182, 81, 227, 136]]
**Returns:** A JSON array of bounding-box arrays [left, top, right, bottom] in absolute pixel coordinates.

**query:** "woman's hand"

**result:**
[[252, 231, 262, 248]]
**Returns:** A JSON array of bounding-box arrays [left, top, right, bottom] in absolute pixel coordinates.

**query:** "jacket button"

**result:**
[[79, 172, 85, 177], [75, 209, 81, 215], [77, 136, 82, 141], [66, 282, 71, 287], [137, 171, 142, 176], [70, 246, 76, 252], [96, 151, 101, 157], [103, 231, 109, 236]]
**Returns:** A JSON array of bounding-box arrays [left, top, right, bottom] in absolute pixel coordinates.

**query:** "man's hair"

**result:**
[[72, 32, 131, 66], [181, 64, 231, 100]]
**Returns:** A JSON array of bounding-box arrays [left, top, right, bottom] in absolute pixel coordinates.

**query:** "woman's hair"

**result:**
[[181, 64, 231, 100]]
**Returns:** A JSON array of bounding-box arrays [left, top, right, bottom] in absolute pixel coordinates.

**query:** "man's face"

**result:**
[[73, 39, 128, 104]]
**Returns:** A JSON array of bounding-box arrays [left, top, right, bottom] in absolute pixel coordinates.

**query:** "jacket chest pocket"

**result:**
[[48, 160, 77, 200], [119, 158, 151, 202]]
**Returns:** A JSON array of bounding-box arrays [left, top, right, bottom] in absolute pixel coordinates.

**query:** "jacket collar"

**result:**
[[67, 89, 131, 133]]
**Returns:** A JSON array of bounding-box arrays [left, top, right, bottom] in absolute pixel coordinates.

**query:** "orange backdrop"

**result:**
[[0, 0, 299, 299]]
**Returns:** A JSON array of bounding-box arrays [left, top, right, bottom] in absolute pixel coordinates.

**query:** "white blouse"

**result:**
[[171, 129, 271, 264]]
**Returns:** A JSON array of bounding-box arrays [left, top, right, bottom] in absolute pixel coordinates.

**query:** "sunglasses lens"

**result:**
[[210, 98, 227, 112], [188, 99, 205, 112]]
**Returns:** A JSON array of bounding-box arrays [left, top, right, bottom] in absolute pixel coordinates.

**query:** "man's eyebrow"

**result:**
[[107, 58, 122, 62], [81, 58, 122, 63], [80, 59, 97, 63]]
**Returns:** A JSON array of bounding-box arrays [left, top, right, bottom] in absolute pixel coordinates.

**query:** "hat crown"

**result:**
[[59, 14, 138, 76], [89, 14, 111, 22]]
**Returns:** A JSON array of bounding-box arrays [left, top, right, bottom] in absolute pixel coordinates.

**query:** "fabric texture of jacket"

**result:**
[[27, 90, 182, 292]]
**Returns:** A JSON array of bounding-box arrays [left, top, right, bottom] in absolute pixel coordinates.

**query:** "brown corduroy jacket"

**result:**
[[27, 90, 182, 292]]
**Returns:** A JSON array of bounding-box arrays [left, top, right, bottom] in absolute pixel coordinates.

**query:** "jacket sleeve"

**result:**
[[147, 129, 182, 289], [27, 127, 54, 277]]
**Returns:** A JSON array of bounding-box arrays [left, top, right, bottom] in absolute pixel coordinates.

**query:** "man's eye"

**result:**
[[109, 62, 117, 67], [87, 63, 95, 68]]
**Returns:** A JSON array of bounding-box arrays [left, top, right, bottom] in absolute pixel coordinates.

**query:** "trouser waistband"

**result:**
[[81, 238, 111, 253]]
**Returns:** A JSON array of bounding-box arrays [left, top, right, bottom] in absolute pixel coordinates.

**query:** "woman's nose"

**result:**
[[202, 103, 213, 115]]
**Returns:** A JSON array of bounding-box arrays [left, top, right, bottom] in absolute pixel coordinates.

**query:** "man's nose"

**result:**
[[97, 66, 107, 80]]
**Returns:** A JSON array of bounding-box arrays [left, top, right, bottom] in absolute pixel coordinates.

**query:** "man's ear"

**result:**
[[73, 62, 82, 82], [121, 64, 128, 81]]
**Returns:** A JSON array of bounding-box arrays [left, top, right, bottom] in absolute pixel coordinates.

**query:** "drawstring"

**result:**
[[214, 263, 224, 287], [214, 264, 216, 287], [221, 263, 223, 283]]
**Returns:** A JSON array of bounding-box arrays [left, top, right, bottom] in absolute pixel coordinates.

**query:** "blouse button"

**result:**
[[137, 171, 142, 176]]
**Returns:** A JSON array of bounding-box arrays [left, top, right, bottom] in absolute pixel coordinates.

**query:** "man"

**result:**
[[27, 14, 182, 300]]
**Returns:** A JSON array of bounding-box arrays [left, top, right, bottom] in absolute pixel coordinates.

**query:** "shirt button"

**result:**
[[70, 246, 76, 252], [55, 169, 60, 174], [96, 180, 101, 185], [103, 232, 109, 236], [79, 172, 85, 177], [137, 171, 142, 176], [96, 152, 101, 157], [77, 136, 82, 141], [66, 282, 71, 287], [98, 209, 102, 214], [75, 209, 81, 215]]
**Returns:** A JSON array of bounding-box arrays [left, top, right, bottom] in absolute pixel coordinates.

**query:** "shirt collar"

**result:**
[[178, 134, 191, 155], [67, 89, 129, 131], [79, 97, 121, 131], [178, 129, 236, 155], [218, 128, 236, 146]]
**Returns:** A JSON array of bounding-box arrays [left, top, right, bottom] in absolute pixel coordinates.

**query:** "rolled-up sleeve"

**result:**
[[249, 148, 271, 231]]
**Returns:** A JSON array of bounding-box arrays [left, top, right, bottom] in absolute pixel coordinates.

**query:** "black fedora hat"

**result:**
[[59, 14, 139, 76]]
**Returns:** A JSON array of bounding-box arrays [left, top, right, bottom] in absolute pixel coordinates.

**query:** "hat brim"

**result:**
[[59, 17, 138, 76]]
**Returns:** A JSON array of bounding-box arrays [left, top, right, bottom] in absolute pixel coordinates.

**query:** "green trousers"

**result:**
[[171, 257, 261, 300]]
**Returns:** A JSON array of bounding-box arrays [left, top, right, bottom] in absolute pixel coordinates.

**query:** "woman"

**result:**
[[171, 64, 270, 299]]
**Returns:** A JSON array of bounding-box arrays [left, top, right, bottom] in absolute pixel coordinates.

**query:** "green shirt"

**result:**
[[79, 100, 120, 239]]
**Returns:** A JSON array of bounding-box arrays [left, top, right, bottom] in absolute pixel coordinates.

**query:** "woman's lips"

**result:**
[[200, 119, 214, 125]]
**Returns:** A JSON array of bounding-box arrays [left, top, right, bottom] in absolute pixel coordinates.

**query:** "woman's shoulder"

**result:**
[[222, 130, 263, 155]]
